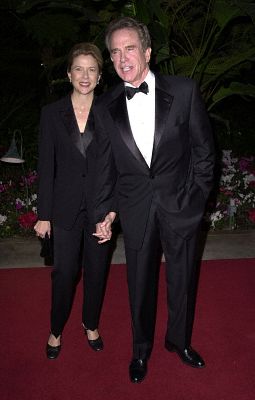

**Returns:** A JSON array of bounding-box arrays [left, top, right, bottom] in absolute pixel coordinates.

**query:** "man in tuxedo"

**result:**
[[94, 16, 215, 383]]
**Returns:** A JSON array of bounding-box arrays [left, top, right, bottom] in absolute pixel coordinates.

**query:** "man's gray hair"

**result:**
[[105, 16, 151, 52]]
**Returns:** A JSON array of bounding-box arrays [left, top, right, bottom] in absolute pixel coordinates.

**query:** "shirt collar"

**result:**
[[124, 70, 154, 89]]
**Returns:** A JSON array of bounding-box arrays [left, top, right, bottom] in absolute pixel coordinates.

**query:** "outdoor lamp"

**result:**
[[0, 128, 29, 210], [0, 129, 24, 164]]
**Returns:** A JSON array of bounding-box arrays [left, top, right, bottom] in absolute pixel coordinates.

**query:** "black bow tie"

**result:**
[[125, 82, 149, 100]]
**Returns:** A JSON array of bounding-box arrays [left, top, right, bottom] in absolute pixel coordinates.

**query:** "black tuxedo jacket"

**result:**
[[37, 94, 100, 229], [94, 74, 215, 249]]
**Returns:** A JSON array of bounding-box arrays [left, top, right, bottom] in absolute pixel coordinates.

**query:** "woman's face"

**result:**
[[67, 54, 100, 96]]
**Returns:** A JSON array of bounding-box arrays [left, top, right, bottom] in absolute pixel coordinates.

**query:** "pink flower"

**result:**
[[15, 199, 23, 210], [20, 171, 38, 187], [248, 209, 255, 224], [239, 157, 253, 172], [18, 211, 37, 229], [219, 188, 233, 196]]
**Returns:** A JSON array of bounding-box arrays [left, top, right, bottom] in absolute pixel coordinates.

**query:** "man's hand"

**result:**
[[93, 212, 116, 244]]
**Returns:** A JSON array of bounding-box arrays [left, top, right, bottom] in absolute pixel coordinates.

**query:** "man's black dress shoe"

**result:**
[[84, 328, 104, 351], [46, 343, 61, 359], [165, 341, 205, 368], [129, 359, 147, 383]]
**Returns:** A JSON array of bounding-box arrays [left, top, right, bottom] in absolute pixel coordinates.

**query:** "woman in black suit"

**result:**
[[34, 43, 112, 359]]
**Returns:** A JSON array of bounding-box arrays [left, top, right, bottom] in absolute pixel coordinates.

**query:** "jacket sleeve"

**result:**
[[189, 81, 215, 200], [92, 106, 118, 223]]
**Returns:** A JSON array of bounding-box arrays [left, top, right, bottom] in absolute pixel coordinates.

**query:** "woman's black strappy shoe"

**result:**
[[83, 325, 104, 351], [46, 334, 61, 359]]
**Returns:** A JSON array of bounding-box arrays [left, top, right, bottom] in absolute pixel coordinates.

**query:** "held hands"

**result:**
[[93, 212, 116, 244], [34, 220, 51, 239]]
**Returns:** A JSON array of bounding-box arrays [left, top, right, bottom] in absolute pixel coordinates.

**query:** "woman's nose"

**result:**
[[82, 69, 89, 77]]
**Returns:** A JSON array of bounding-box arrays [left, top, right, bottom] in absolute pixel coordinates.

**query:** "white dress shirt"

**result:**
[[125, 71, 155, 167]]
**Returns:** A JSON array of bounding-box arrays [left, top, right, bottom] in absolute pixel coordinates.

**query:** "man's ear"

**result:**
[[145, 47, 152, 64]]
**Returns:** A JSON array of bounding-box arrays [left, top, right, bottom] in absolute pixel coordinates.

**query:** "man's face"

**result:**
[[109, 28, 151, 87]]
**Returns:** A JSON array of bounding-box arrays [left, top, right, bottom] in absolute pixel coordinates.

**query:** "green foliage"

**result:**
[[122, 0, 255, 150], [24, 13, 80, 46], [126, 0, 255, 111]]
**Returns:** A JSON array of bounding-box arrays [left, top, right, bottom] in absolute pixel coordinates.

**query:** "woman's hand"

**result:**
[[34, 220, 51, 239], [93, 212, 116, 244]]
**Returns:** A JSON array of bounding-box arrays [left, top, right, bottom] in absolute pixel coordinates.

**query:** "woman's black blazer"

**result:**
[[37, 94, 99, 229]]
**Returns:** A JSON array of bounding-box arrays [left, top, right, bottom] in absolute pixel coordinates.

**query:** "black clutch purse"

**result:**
[[40, 233, 54, 265]]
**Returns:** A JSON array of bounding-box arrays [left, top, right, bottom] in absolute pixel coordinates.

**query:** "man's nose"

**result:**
[[120, 51, 127, 63]]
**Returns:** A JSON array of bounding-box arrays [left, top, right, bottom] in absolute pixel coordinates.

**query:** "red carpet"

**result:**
[[1, 259, 255, 400]]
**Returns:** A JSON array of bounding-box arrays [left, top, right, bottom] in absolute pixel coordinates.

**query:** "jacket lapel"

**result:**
[[107, 76, 174, 169], [82, 108, 94, 152], [151, 76, 174, 165], [59, 95, 86, 158], [108, 90, 149, 169]]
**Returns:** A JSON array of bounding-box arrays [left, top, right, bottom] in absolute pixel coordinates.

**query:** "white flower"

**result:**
[[210, 210, 225, 229], [222, 150, 232, 164], [221, 174, 234, 184], [244, 173, 255, 184], [16, 198, 25, 206], [0, 215, 7, 225]]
